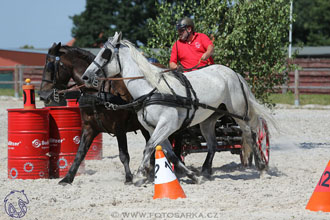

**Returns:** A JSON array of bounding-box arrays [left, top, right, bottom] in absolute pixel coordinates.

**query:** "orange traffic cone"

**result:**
[[306, 160, 330, 212], [153, 145, 186, 199]]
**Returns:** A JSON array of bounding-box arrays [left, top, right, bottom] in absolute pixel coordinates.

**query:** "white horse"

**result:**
[[82, 32, 275, 186]]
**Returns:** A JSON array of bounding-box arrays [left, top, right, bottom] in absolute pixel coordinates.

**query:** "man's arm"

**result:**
[[201, 44, 214, 61]]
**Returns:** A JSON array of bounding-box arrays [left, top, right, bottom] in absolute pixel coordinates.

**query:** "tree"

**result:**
[[145, 0, 292, 104], [71, 0, 160, 47], [293, 0, 330, 46]]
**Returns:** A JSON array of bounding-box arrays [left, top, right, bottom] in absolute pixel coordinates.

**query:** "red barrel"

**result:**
[[7, 109, 49, 179], [47, 106, 85, 178], [66, 99, 78, 107], [66, 99, 103, 160]]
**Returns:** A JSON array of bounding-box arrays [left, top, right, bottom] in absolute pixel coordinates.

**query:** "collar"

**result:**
[[188, 33, 197, 44]]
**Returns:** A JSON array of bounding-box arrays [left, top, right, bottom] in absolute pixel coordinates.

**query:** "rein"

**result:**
[[57, 84, 86, 94], [98, 76, 145, 81]]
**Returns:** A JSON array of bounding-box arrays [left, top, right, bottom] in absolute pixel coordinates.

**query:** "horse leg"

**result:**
[[236, 120, 266, 171], [134, 118, 200, 186], [133, 116, 177, 186], [139, 126, 155, 171], [115, 132, 133, 184], [59, 125, 97, 185], [199, 113, 221, 178], [161, 139, 201, 184]]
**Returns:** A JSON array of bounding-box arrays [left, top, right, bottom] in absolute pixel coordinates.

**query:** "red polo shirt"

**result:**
[[170, 32, 214, 70]]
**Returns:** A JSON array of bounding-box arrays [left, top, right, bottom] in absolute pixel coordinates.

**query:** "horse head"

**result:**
[[4, 190, 29, 218], [39, 42, 74, 105], [82, 32, 123, 88]]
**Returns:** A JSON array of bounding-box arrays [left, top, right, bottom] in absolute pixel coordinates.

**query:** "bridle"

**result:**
[[91, 42, 122, 88], [41, 54, 69, 102]]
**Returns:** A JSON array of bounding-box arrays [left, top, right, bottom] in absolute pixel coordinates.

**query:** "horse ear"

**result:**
[[117, 32, 122, 42], [54, 42, 61, 52], [112, 32, 122, 44]]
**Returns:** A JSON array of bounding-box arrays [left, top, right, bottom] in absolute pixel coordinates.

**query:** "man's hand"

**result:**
[[176, 65, 184, 73], [201, 53, 208, 61], [201, 44, 215, 61]]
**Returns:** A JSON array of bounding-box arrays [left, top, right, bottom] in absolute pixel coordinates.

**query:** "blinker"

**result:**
[[102, 48, 112, 60]]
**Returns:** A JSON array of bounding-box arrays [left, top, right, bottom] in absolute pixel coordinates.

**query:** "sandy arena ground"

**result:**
[[1, 96, 330, 220]]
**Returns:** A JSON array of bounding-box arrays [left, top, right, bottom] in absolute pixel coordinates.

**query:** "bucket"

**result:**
[[47, 106, 85, 178], [7, 109, 49, 179], [66, 99, 103, 160]]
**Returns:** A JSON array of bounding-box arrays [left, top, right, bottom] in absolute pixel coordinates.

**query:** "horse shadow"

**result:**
[[83, 154, 120, 176], [299, 142, 330, 149], [179, 162, 286, 184]]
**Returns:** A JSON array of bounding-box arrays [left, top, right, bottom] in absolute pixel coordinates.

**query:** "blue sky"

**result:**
[[0, 0, 86, 49]]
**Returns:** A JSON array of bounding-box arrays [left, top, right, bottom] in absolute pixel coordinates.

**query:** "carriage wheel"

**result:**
[[254, 117, 270, 168]]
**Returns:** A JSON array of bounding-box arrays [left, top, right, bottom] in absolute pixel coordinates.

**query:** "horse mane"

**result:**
[[120, 40, 177, 94], [61, 45, 95, 63]]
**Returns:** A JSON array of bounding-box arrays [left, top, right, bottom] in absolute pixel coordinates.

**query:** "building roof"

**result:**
[[0, 49, 47, 68]]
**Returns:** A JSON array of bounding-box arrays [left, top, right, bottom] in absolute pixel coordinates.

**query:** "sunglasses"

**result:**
[[177, 28, 186, 34]]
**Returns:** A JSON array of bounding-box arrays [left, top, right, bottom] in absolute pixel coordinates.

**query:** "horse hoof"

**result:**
[[194, 176, 203, 184], [125, 175, 133, 184], [256, 162, 267, 171], [133, 173, 147, 187], [133, 178, 147, 187], [58, 176, 72, 186], [58, 180, 71, 186], [201, 171, 212, 180]]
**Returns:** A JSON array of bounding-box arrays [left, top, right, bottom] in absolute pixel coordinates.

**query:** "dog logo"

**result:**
[[4, 190, 29, 218]]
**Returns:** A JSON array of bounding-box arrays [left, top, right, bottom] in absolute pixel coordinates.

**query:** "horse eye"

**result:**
[[101, 48, 112, 60]]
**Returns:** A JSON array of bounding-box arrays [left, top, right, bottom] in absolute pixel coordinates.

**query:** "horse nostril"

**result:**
[[82, 75, 89, 81]]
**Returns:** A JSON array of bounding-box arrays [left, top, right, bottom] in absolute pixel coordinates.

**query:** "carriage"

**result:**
[[176, 115, 270, 167]]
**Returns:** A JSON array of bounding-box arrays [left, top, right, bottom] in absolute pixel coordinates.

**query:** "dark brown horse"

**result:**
[[40, 43, 150, 185]]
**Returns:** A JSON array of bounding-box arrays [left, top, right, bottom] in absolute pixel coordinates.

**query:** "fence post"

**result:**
[[294, 69, 299, 106], [19, 65, 23, 96], [14, 65, 19, 98]]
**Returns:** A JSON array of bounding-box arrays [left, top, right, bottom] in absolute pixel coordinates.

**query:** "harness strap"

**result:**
[[235, 73, 249, 121]]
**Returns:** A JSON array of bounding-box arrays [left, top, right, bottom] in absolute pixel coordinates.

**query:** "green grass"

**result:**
[[0, 89, 20, 96], [269, 93, 330, 105]]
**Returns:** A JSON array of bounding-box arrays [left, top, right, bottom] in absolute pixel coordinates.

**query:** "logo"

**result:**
[[195, 42, 201, 49], [92, 145, 98, 151], [8, 141, 21, 147], [39, 171, 45, 177], [58, 157, 68, 169], [32, 139, 41, 148], [9, 168, 18, 179], [23, 162, 34, 173], [73, 136, 80, 144], [50, 138, 65, 144], [4, 190, 29, 218], [32, 139, 49, 148]]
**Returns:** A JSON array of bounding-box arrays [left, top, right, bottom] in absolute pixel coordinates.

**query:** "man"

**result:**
[[169, 18, 215, 165], [169, 17, 214, 71]]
